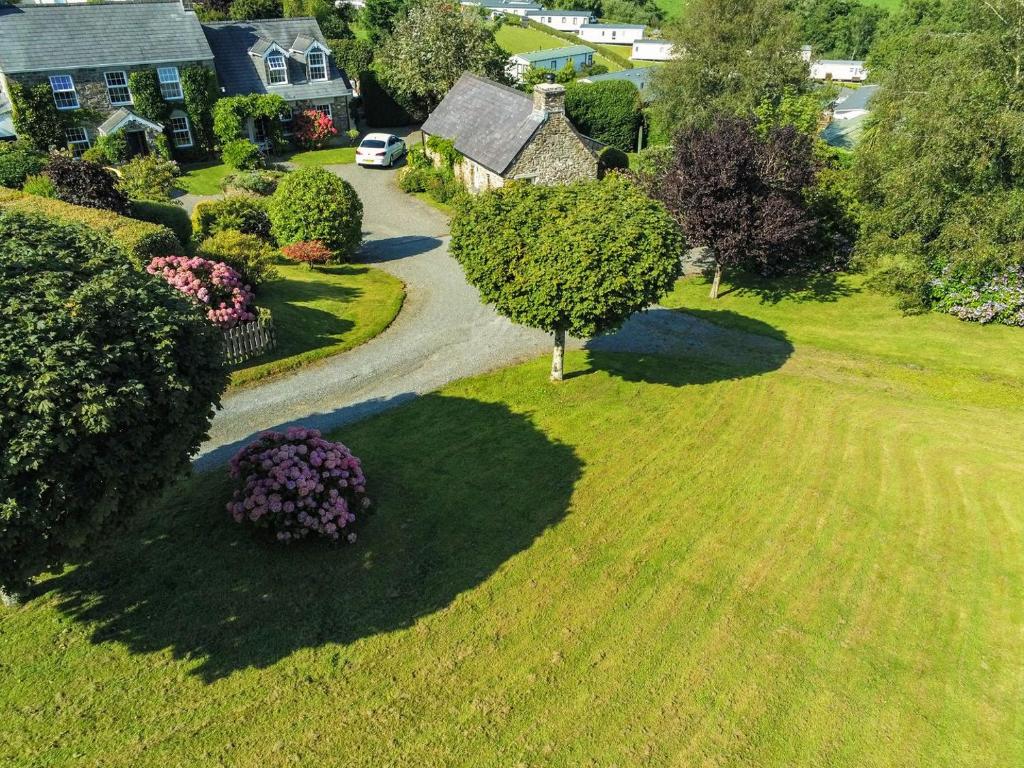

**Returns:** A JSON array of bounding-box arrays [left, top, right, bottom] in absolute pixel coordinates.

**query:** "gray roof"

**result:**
[[0, 1, 214, 74], [580, 22, 646, 29], [202, 18, 351, 100], [421, 73, 545, 175], [817, 59, 865, 67], [473, 0, 543, 7], [834, 84, 879, 113], [579, 66, 655, 99], [526, 9, 593, 16], [513, 45, 596, 63], [97, 107, 164, 135]]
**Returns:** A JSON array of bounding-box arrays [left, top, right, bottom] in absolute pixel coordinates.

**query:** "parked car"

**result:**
[[356, 133, 406, 167]]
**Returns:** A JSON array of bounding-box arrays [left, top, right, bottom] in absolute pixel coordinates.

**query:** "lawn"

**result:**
[[3, 274, 1023, 766], [231, 259, 404, 387], [176, 146, 358, 196], [495, 24, 626, 72]]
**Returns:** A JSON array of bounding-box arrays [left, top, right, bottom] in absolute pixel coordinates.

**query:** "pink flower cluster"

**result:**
[[147, 255, 256, 329], [293, 109, 338, 150], [226, 426, 370, 543]]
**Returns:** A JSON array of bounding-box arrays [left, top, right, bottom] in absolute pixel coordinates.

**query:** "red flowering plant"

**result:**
[[227, 427, 370, 542], [147, 255, 256, 329], [281, 239, 333, 268], [292, 109, 338, 150]]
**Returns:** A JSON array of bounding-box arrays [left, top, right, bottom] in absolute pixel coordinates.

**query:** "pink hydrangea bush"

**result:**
[[226, 427, 370, 542], [147, 255, 256, 329]]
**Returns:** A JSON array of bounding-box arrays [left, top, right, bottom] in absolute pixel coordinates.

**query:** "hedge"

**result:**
[[0, 187, 182, 267], [565, 79, 643, 152], [130, 199, 193, 250]]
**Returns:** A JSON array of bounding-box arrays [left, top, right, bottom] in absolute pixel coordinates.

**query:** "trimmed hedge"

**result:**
[[565, 80, 642, 152], [130, 199, 193, 250], [192, 194, 273, 244], [0, 187, 182, 267]]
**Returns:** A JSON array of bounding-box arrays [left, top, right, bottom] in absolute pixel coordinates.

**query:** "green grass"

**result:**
[[3, 270, 1023, 765], [495, 24, 626, 71], [176, 147, 357, 196], [231, 260, 404, 387]]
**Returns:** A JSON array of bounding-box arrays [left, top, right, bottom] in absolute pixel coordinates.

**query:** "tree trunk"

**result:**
[[550, 326, 565, 382], [709, 263, 723, 299]]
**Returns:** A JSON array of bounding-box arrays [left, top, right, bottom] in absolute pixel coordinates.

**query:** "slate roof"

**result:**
[[97, 107, 165, 134], [579, 66, 654, 99], [421, 73, 546, 175], [0, 1, 214, 74], [834, 84, 879, 112], [512, 45, 596, 63], [202, 18, 351, 100]]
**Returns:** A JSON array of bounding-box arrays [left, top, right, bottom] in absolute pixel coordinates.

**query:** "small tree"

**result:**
[[450, 175, 683, 381], [269, 168, 363, 259], [648, 115, 818, 298], [0, 211, 228, 595], [292, 109, 338, 150], [45, 155, 130, 215], [281, 240, 333, 268]]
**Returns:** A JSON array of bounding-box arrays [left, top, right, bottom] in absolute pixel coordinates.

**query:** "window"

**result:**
[[65, 127, 89, 156], [313, 103, 332, 119], [266, 53, 287, 85], [169, 115, 193, 148], [279, 107, 294, 134], [49, 75, 79, 110], [104, 71, 132, 106], [307, 49, 328, 81], [158, 67, 183, 100]]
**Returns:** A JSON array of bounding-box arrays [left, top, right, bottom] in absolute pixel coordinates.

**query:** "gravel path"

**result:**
[[195, 163, 786, 469]]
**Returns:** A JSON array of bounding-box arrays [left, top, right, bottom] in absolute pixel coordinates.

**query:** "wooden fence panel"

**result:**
[[222, 311, 277, 366]]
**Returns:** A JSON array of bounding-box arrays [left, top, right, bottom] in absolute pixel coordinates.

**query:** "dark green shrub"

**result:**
[[197, 229, 278, 287], [45, 155, 129, 214], [0, 187, 181, 267], [598, 146, 629, 172], [0, 210, 228, 592], [130, 199, 193, 250], [0, 147, 46, 189], [117, 156, 180, 201], [229, 0, 282, 20], [360, 69, 415, 128], [565, 80, 642, 153], [222, 138, 264, 170], [21, 174, 56, 198], [269, 167, 363, 259], [192, 195, 273, 243], [398, 166, 430, 193], [221, 169, 288, 196]]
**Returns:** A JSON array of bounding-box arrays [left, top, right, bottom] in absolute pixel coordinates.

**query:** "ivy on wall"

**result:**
[[9, 82, 68, 152], [128, 70, 172, 124], [212, 94, 287, 153], [181, 66, 219, 153]]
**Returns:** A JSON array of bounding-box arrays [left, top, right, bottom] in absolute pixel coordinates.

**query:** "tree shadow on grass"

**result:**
[[579, 308, 793, 386], [714, 271, 859, 305], [39, 394, 582, 683]]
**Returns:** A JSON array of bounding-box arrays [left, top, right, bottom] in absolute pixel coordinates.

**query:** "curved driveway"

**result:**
[[196, 163, 782, 468]]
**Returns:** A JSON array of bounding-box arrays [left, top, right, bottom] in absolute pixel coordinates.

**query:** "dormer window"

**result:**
[[266, 53, 288, 85], [307, 49, 328, 82]]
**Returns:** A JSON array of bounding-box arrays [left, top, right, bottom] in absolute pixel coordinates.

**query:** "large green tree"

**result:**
[[450, 175, 683, 381], [375, 0, 508, 115], [651, 0, 808, 135], [796, 0, 889, 60]]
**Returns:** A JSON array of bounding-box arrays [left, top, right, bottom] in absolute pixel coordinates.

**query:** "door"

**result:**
[[125, 130, 149, 158]]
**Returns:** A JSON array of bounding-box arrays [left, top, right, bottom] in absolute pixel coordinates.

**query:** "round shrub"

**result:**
[[147, 254, 256, 329], [0, 211, 228, 592], [221, 169, 287, 196], [226, 426, 370, 543], [281, 240, 332, 268], [598, 146, 629, 172], [198, 229, 278, 286], [130, 199, 193, 250], [116, 155, 179, 201], [45, 154, 129, 214], [222, 138, 264, 171], [192, 194, 273, 244], [397, 165, 429, 193], [0, 147, 46, 189], [269, 167, 363, 260], [21, 174, 56, 198]]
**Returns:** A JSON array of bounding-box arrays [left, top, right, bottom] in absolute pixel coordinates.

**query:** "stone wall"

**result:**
[[505, 112, 597, 185]]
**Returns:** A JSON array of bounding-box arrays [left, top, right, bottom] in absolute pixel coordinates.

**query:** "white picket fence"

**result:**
[[222, 311, 277, 365]]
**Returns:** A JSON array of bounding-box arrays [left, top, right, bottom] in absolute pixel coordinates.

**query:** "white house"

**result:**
[[801, 46, 868, 82], [525, 9, 595, 32], [631, 39, 673, 61], [461, 0, 543, 17], [506, 44, 595, 82], [577, 23, 645, 45]]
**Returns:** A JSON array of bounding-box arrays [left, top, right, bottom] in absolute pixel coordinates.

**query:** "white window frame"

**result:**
[[279, 107, 295, 135], [104, 70, 133, 106], [306, 49, 328, 82], [65, 127, 90, 156], [169, 114, 193, 149], [313, 103, 332, 119], [49, 75, 79, 110], [266, 52, 288, 85], [157, 67, 183, 101]]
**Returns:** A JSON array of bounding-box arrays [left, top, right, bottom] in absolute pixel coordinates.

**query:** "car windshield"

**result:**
[[360, 140, 386, 148]]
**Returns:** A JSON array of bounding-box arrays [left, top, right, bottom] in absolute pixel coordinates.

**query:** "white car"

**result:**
[[356, 133, 406, 167]]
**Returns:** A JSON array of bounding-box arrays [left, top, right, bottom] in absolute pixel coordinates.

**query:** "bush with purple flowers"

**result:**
[[147, 255, 256, 329], [227, 427, 370, 542], [932, 266, 1024, 327]]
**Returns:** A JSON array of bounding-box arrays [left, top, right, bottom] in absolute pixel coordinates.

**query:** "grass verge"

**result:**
[[176, 146, 358, 196]]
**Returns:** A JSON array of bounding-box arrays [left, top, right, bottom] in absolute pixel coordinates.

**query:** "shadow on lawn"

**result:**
[[41, 394, 583, 683], [715, 271, 859, 305], [581, 308, 793, 386]]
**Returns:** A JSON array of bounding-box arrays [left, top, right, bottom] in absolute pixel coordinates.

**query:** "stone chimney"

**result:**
[[532, 81, 565, 117]]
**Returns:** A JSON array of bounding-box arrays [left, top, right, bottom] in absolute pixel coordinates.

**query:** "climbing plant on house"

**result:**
[[128, 70, 172, 124], [213, 94, 287, 153], [9, 82, 67, 153], [181, 66, 219, 153]]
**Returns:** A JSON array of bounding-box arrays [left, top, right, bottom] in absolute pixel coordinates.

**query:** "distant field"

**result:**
[[495, 24, 626, 71]]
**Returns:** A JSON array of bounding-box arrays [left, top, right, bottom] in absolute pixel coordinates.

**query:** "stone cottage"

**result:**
[[202, 18, 353, 144], [0, 0, 216, 156], [420, 73, 598, 193]]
